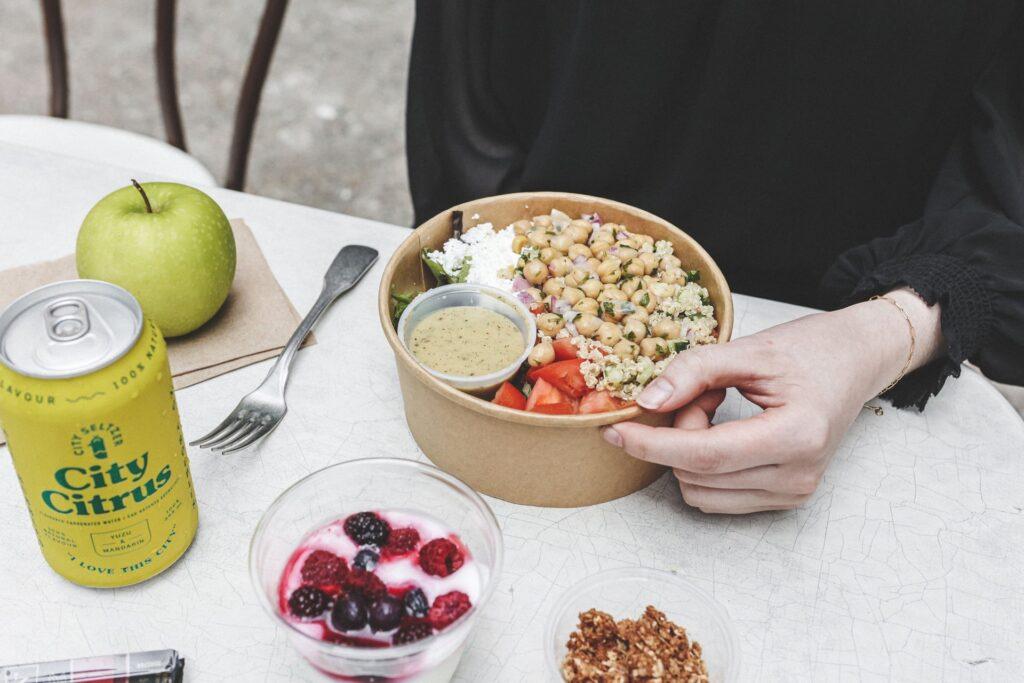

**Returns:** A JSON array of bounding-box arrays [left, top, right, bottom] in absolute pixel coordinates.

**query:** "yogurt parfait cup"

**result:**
[[396, 283, 536, 395], [546, 567, 740, 682], [250, 458, 503, 682]]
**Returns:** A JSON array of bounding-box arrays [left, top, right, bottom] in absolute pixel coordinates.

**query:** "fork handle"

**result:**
[[266, 245, 378, 392]]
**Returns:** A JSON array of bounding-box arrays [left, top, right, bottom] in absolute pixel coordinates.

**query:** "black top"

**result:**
[[406, 1, 1024, 409]]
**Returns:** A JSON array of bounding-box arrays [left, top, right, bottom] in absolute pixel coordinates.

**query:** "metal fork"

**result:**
[[190, 244, 379, 453]]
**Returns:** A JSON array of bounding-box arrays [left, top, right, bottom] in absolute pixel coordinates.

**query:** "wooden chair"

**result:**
[[0, 0, 289, 190]]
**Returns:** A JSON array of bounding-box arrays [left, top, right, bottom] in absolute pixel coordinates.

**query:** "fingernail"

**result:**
[[602, 427, 623, 448], [638, 379, 671, 409]]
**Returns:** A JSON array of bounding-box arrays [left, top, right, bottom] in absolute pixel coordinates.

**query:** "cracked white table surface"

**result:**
[[0, 143, 1022, 682]]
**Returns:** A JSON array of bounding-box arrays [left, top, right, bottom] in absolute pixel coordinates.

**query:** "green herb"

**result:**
[[700, 293, 711, 306], [640, 292, 650, 307], [670, 339, 690, 353], [390, 290, 419, 326], [686, 269, 701, 283], [421, 249, 451, 285], [625, 329, 636, 341], [602, 301, 616, 315], [454, 256, 473, 283]]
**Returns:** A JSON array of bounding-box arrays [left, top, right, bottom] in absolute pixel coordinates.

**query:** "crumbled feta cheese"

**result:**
[[425, 223, 520, 290]]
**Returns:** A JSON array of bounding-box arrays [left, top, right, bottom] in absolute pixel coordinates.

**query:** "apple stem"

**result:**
[[131, 179, 154, 213]]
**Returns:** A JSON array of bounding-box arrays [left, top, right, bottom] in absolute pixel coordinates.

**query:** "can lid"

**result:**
[[0, 280, 143, 379]]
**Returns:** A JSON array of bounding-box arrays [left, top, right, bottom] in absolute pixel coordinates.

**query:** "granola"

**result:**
[[562, 606, 709, 683]]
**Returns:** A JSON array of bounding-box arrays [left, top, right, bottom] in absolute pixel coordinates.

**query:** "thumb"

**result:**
[[636, 342, 755, 412]]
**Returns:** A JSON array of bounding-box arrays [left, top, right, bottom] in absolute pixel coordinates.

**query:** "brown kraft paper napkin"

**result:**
[[0, 219, 313, 445]]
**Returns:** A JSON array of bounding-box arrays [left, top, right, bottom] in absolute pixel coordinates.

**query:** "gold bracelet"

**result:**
[[870, 295, 916, 396]]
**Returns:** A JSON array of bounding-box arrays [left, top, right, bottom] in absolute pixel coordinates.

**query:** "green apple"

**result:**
[[76, 181, 236, 337]]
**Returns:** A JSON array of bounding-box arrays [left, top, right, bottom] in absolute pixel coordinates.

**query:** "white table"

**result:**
[[1, 142, 1022, 682]]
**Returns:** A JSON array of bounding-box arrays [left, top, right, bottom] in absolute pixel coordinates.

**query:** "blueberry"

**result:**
[[403, 587, 429, 618], [353, 548, 379, 571], [368, 595, 403, 632], [330, 593, 368, 632]]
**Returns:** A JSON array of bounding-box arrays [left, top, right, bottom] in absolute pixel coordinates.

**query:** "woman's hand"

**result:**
[[602, 288, 945, 514]]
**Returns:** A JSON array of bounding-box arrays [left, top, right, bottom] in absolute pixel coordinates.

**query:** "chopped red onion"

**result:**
[[573, 255, 588, 266], [511, 275, 530, 292], [516, 291, 534, 305], [616, 230, 629, 240]]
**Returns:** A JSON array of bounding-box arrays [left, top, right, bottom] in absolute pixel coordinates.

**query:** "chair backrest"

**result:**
[[39, 0, 289, 191]]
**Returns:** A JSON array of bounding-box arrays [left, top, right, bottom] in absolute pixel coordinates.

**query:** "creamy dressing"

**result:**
[[410, 306, 524, 377]]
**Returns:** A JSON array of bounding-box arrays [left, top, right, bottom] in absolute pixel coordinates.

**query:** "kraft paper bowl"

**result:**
[[378, 192, 733, 508]]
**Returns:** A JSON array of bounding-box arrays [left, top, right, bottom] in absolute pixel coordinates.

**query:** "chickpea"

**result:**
[[539, 246, 560, 264], [525, 287, 543, 302], [620, 277, 641, 297], [581, 278, 603, 299], [640, 337, 669, 360], [568, 243, 593, 260], [569, 218, 593, 236], [511, 234, 529, 253], [624, 309, 649, 324], [660, 267, 684, 284], [597, 259, 622, 284], [652, 318, 682, 338], [574, 313, 602, 338], [624, 259, 646, 277], [523, 259, 548, 285], [635, 233, 655, 245], [513, 219, 533, 235], [563, 273, 579, 288], [561, 286, 584, 305], [570, 267, 592, 285], [650, 281, 676, 298], [660, 254, 682, 271], [528, 340, 555, 366], [590, 241, 611, 259], [613, 339, 640, 359], [567, 224, 590, 244], [639, 252, 660, 274], [549, 256, 574, 277], [598, 287, 628, 303], [601, 222, 620, 235], [528, 230, 550, 248], [550, 233, 575, 253], [574, 297, 599, 316], [542, 277, 565, 297], [618, 238, 639, 250], [617, 246, 639, 261], [631, 288, 658, 312], [532, 215, 553, 228], [622, 318, 647, 342], [585, 257, 602, 271], [537, 313, 565, 337], [596, 322, 623, 347]]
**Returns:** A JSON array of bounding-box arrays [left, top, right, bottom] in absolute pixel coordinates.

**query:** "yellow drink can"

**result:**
[[0, 280, 198, 587]]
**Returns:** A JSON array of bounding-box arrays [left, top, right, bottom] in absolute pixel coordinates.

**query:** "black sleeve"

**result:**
[[822, 23, 1024, 411]]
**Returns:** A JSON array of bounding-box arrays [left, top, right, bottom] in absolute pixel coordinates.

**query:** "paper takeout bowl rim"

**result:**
[[377, 191, 733, 428]]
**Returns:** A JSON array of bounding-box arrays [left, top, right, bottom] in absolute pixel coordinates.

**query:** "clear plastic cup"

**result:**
[[546, 567, 740, 682], [396, 283, 536, 394], [250, 458, 503, 682]]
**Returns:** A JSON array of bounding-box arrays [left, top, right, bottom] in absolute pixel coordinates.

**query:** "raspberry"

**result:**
[[300, 550, 347, 586], [418, 538, 464, 577], [428, 591, 472, 631], [343, 568, 387, 600], [392, 622, 433, 645], [382, 528, 420, 558], [288, 586, 331, 619], [344, 512, 391, 546]]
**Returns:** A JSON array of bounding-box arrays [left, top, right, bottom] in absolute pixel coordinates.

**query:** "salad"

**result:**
[[394, 209, 718, 415]]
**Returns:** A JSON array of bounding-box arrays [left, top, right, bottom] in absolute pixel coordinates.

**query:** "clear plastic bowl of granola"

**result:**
[[545, 567, 740, 682], [396, 283, 537, 395]]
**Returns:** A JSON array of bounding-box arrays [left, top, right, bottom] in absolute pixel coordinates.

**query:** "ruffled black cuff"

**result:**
[[844, 254, 994, 411]]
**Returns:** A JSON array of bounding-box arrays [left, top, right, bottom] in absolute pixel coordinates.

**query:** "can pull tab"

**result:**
[[45, 297, 91, 342]]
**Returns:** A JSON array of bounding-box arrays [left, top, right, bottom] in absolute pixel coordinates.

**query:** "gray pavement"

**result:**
[[0, 0, 414, 227]]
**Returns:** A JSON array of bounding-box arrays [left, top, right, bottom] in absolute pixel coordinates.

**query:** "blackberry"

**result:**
[[288, 586, 331, 619], [330, 593, 368, 632], [353, 548, 379, 571], [392, 622, 433, 645], [367, 595, 403, 632], [344, 512, 391, 547], [403, 587, 429, 619]]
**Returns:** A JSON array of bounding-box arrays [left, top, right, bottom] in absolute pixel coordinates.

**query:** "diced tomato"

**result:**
[[551, 338, 579, 361], [578, 390, 628, 414], [531, 402, 576, 414], [525, 378, 569, 412], [492, 382, 527, 410], [528, 359, 589, 398], [529, 302, 546, 315]]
